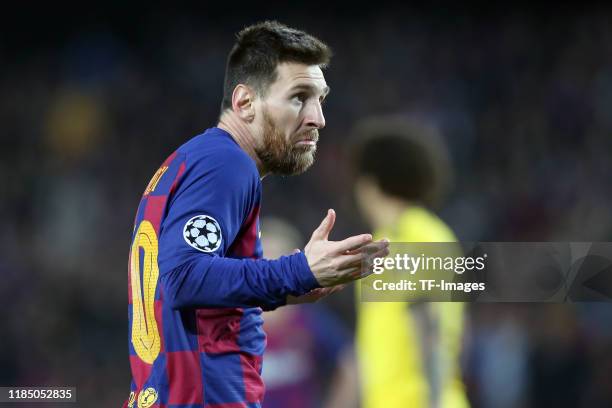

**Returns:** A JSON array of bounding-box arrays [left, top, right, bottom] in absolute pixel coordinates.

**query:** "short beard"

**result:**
[[255, 110, 318, 176]]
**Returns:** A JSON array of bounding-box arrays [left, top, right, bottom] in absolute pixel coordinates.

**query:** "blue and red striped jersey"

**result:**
[[124, 127, 319, 408]]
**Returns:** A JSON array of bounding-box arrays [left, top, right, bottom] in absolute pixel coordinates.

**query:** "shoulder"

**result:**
[[179, 128, 259, 187], [396, 206, 457, 242]]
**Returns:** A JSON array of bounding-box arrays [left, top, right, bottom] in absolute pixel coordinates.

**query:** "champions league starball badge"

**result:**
[[183, 215, 222, 253]]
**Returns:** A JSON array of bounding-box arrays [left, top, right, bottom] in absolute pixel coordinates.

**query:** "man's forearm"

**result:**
[[161, 252, 319, 310]]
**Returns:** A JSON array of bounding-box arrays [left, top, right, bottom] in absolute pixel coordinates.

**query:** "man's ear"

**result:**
[[231, 84, 256, 122]]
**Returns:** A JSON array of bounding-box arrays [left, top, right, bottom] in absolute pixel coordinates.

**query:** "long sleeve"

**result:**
[[157, 131, 319, 311], [161, 252, 319, 310]]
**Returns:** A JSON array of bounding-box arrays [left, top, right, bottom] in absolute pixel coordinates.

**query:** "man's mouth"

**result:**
[[294, 132, 319, 147], [295, 140, 317, 146]]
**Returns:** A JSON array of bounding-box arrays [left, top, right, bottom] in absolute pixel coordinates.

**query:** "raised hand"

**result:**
[[304, 209, 389, 287]]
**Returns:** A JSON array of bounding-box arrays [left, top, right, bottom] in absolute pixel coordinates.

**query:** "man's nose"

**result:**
[[304, 101, 326, 129]]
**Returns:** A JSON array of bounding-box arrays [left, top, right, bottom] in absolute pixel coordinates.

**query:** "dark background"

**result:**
[[2, 3, 612, 407]]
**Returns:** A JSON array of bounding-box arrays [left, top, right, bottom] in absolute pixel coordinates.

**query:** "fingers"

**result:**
[[334, 233, 373, 253], [313, 284, 348, 298], [343, 237, 389, 255], [335, 238, 387, 261], [310, 209, 336, 241], [336, 251, 371, 269], [336, 243, 389, 269], [334, 241, 390, 283], [338, 247, 390, 273], [329, 283, 348, 294]]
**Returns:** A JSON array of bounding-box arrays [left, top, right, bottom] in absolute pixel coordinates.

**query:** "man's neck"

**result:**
[[371, 197, 409, 232], [217, 111, 266, 177]]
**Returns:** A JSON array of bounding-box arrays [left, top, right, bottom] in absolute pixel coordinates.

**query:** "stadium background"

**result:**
[[2, 3, 612, 407]]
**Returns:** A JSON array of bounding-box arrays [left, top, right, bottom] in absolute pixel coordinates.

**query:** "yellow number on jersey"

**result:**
[[130, 220, 161, 364]]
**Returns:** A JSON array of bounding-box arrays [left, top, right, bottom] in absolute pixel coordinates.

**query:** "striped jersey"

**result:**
[[124, 127, 319, 408]]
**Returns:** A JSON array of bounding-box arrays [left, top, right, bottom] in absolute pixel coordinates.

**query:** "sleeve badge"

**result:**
[[183, 215, 223, 253]]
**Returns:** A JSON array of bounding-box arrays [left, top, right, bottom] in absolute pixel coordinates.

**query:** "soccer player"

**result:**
[[124, 21, 388, 408], [352, 116, 470, 408]]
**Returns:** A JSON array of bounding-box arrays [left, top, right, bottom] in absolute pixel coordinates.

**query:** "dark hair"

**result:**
[[351, 115, 453, 208], [220, 21, 332, 112]]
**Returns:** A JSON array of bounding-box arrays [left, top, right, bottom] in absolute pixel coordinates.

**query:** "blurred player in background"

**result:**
[[352, 116, 469, 408], [125, 21, 388, 408], [260, 217, 359, 408]]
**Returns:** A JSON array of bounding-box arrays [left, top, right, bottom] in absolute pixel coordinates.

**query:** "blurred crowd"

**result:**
[[1, 5, 612, 407]]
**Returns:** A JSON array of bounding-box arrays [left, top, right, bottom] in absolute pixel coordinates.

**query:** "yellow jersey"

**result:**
[[356, 206, 469, 408]]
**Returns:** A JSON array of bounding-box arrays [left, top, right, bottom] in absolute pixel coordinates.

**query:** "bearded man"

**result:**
[[124, 21, 388, 408]]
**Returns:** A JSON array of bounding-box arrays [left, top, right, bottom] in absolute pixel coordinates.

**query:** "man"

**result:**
[[352, 116, 469, 408], [124, 21, 388, 408]]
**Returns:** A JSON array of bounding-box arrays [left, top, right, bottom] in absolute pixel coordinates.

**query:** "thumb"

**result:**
[[311, 209, 336, 241]]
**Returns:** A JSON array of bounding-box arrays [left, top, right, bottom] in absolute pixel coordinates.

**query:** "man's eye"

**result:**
[[292, 93, 307, 103]]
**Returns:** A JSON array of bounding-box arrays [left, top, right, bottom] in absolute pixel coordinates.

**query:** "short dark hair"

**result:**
[[351, 115, 453, 208], [221, 21, 332, 112]]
